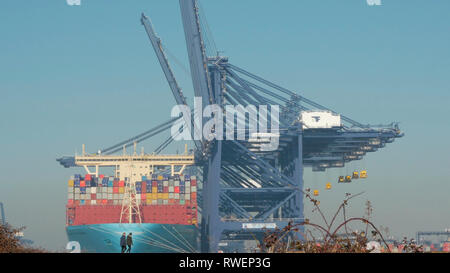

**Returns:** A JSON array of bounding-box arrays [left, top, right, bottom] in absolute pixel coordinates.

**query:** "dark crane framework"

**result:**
[[58, 0, 403, 253]]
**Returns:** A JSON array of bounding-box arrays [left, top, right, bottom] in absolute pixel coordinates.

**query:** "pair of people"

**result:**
[[120, 232, 133, 253]]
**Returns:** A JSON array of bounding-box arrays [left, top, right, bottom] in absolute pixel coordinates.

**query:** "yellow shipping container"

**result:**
[[157, 193, 163, 199], [146, 199, 152, 205], [146, 194, 152, 199], [68, 180, 74, 187], [163, 193, 169, 199], [152, 193, 158, 200], [119, 187, 124, 194], [157, 175, 163, 180], [152, 187, 157, 193]]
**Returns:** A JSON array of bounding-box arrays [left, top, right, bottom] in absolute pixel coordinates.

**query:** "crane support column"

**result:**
[[290, 126, 304, 229], [201, 141, 222, 252]]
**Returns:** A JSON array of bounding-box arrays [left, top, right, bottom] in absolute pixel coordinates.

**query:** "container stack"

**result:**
[[68, 174, 126, 206], [67, 174, 198, 226], [135, 174, 197, 206]]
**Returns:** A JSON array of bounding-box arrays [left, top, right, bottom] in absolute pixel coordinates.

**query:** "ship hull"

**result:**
[[66, 223, 198, 253]]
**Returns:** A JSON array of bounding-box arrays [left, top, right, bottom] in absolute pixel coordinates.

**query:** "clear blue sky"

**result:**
[[0, 0, 449, 250]]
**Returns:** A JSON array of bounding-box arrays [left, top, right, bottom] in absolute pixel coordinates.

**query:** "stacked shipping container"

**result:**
[[67, 174, 198, 226]]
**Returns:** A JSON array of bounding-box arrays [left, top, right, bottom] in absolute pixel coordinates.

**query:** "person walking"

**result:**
[[126, 232, 133, 253], [120, 232, 127, 253]]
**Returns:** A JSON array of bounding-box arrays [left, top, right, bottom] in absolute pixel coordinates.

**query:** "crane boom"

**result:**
[[141, 13, 188, 106], [141, 13, 201, 150], [179, 0, 213, 106]]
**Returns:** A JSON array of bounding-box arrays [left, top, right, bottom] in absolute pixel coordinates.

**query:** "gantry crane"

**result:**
[[57, 0, 403, 252], [0, 202, 5, 225]]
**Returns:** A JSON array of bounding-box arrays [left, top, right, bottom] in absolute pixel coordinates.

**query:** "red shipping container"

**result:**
[[163, 186, 169, 193], [191, 192, 197, 199], [443, 243, 450, 252], [191, 180, 196, 186], [91, 194, 96, 199], [108, 200, 114, 204], [119, 181, 125, 187], [174, 186, 180, 193], [85, 174, 91, 181], [152, 181, 157, 187], [85, 200, 91, 205], [68, 199, 74, 205], [75, 200, 80, 206], [113, 187, 119, 193], [102, 200, 108, 204], [113, 181, 119, 187], [141, 194, 146, 200], [99, 174, 104, 179], [80, 181, 86, 187]]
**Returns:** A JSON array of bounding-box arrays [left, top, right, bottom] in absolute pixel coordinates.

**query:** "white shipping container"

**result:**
[[163, 200, 168, 205], [163, 181, 168, 187], [80, 194, 86, 200], [185, 194, 190, 200], [175, 181, 180, 187], [113, 194, 119, 200], [191, 176, 196, 180], [68, 193, 73, 199], [169, 193, 174, 199], [91, 200, 97, 205], [300, 111, 341, 129], [75, 188, 80, 194], [113, 200, 119, 205], [169, 186, 174, 192], [152, 200, 157, 205], [68, 187, 74, 193], [191, 187, 197, 193], [175, 193, 180, 199], [91, 187, 97, 194], [107, 188, 113, 194], [180, 175, 184, 180], [86, 194, 91, 200], [108, 193, 113, 200], [86, 188, 91, 194], [136, 194, 141, 200], [186, 181, 190, 187], [186, 188, 191, 194], [102, 187, 107, 193], [119, 194, 124, 200], [74, 194, 80, 200]]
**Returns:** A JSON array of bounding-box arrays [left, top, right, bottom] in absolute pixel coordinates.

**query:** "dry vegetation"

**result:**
[[0, 224, 45, 253], [259, 191, 423, 253]]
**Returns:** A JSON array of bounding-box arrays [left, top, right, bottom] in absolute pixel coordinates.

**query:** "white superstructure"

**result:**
[[299, 110, 342, 129]]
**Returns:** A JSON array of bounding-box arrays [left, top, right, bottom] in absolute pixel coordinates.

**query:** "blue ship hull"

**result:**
[[66, 223, 198, 253]]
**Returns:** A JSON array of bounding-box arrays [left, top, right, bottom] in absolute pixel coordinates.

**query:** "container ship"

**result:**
[[66, 173, 199, 253]]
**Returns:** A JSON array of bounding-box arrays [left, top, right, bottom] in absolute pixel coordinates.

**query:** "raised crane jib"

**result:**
[[141, 13, 187, 107], [179, 0, 214, 106]]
